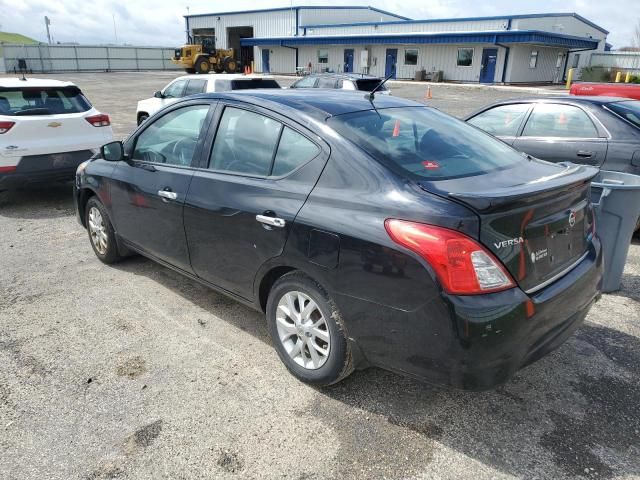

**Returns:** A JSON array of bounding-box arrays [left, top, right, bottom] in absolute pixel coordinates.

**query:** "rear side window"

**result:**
[[272, 128, 320, 176], [329, 106, 525, 180], [468, 104, 530, 137], [230, 79, 281, 90], [0, 87, 91, 116], [607, 100, 640, 129], [355, 79, 386, 92], [209, 107, 282, 176], [184, 79, 207, 96], [522, 104, 598, 138]]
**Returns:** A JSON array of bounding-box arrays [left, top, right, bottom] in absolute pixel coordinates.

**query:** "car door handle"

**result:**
[[256, 214, 286, 228], [576, 150, 594, 158], [158, 190, 178, 200]]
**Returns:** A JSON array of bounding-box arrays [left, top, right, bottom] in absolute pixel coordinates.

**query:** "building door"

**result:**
[[344, 49, 354, 73], [241, 46, 254, 69], [262, 49, 270, 73], [385, 49, 397, 79], [479, 48, 498, 83]]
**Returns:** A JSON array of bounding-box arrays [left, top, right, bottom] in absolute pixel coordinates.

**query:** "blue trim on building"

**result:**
[[185, 5, 409, 21], [241, 30, 599, 49], [301, 12, 609, 35]]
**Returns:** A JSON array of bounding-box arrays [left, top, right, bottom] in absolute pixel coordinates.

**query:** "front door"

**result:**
[[480, 48, 498, 83], [262, 49, 270, 73], [385, 49, 398, 79], [110, 103, 214, 272], [184, 102, 328, 299], [344, 49, 354, 73]]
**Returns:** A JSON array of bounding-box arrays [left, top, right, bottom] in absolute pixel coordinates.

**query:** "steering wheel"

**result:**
[[171, 137, 195, 165]]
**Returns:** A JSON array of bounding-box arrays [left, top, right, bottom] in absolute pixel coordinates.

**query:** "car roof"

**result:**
[[305, 73, 382, 81], [464, 95, 634, 119], [175, 74, 275, 81], [0, 77, 76, 88], [194, 88, 418, 120]]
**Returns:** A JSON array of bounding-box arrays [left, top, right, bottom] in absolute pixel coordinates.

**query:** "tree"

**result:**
[[635, 19, 640, 48]]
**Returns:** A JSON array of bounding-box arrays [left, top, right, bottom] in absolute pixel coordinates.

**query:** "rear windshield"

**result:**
[[230, 79, 281, 90], [607, 100, 640, 129], [328, 107, 525, 180], [0, 86, 91, 116], [355, 79, 387, 92]]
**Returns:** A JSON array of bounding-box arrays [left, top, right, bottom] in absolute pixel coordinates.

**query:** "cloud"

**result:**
[[0, 0, 636, 48]]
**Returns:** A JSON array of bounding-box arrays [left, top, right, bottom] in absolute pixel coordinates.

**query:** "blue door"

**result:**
[[480, 48, 498, 83], [344, 49, 354, 73], [385, 49, 398, 78], [262, 49, 270, 73]]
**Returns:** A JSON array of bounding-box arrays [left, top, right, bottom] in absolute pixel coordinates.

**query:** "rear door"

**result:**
[[110, 102, 214, 272], [513, 103, 608, 166], [184, 102, 328, 299]]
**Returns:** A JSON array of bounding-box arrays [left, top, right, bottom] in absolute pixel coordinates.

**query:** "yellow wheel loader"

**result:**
[[171, 35, 239, 74]]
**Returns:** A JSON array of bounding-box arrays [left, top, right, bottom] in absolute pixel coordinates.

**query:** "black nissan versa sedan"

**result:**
[[74, 90, 603, 390]]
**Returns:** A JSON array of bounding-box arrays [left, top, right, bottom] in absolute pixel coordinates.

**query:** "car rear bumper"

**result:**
[[0, 150, 94, 189], [337, 237, 603, 390]]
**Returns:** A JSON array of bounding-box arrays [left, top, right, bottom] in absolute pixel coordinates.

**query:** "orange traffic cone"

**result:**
[[424, 86, 432, 100]]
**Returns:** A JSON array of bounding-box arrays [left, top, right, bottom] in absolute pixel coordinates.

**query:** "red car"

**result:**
[[570, 82, 640, 100]]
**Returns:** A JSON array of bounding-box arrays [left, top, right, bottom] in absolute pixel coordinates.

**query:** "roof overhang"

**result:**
[[241, 30, 599, 50]]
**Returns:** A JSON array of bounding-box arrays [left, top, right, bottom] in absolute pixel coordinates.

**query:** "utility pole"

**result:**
[[44, 16, 52, 45], [112, 14, 118, 44]]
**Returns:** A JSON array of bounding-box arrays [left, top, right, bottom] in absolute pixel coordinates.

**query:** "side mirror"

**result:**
[[101, 141, 125, 162], [153, 90, 164, 98]]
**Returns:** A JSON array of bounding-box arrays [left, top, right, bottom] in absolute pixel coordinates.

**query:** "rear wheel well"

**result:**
[[78, 189, 96, 227], [258, 266, 296, 312]]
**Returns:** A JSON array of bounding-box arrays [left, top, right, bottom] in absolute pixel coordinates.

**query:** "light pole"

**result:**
[[44, 16, 52, 45]]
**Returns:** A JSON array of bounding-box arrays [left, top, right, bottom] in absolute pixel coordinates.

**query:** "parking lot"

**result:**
[[1, 72, 639, 480]]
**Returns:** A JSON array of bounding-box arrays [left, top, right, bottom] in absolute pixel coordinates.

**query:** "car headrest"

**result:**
[[0, 96, 9, 113]]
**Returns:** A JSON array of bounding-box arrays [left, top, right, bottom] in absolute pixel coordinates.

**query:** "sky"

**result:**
[[0, 0, 637, 49]]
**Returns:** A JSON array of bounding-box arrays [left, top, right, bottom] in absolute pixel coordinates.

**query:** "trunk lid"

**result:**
[[419, 160, 598, 293]]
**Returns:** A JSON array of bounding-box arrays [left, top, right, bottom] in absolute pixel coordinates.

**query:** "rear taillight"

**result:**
[[85, 114, 110, 127], [385, 219, 515, 295], [0, 121, 15, 134], [0, 166, 17, 173]]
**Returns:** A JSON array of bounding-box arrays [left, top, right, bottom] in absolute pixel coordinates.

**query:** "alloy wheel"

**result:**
[[88, 206, 108, 255], [275, 291, 330, 369]]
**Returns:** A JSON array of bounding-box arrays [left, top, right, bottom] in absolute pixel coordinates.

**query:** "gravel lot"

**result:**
[[1, 72, 639, 480]]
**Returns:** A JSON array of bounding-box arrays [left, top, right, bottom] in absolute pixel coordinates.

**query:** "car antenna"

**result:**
[[366, 69, 394, 102]]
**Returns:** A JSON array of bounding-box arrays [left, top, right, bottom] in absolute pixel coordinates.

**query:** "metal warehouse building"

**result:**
[[185, 5, 608, 83]]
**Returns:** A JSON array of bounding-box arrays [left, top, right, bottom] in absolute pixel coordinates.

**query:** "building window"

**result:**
[[318, 49, 328, 64], [404, 49, 418, 66], [572, 54, 580, 69], [529, 50, 538, 69], [457, 48, 474, 67]]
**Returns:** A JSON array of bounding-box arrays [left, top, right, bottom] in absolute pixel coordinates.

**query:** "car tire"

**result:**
[[85, 197, 123, 264], [196, 58, 210, 74], [0, 189, 12, 206], [137, 113, 149, 125], [266, 271, 354, 386]]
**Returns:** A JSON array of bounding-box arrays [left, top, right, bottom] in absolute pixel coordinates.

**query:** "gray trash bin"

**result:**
[[590, 170, 640, 292]]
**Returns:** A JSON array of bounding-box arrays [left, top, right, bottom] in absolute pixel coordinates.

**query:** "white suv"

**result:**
[[0, 78, 113, 191], [136, 74, 281, 124]]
